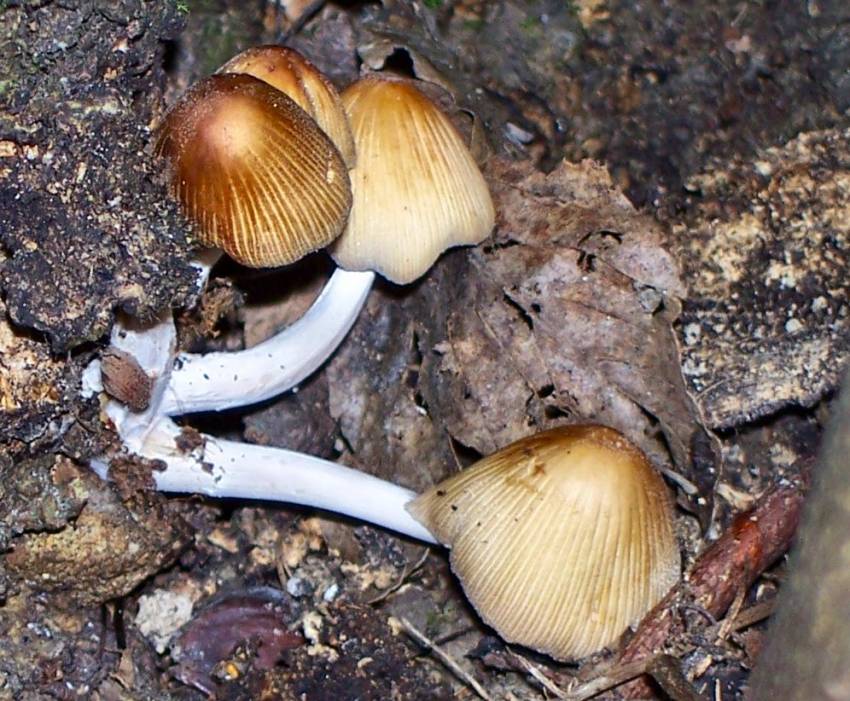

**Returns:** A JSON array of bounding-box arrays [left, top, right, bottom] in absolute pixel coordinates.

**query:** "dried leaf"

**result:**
[[418, 159, 716, 512], [328, 158, 717, 517], [327, 290, 454, 492], [171, 587, 302, 696]]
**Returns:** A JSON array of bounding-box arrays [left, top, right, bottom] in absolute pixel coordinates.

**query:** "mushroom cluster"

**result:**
[[88, 45, 680, 662], [155, 46, 494, 415]]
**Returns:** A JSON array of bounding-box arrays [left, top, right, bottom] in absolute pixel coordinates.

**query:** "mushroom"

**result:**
[[218, 45, 355, 167], [154, 72, 351, 268], [331, 74, 495, 284], [89, 270, 676, 659], [159, 70, 494, 416], [147, 67, 372, 416], [91, 416, 677, 660], [90, 60, 496, 512], [87, 47, 675, 662], [406, 425, 681, 660], [89, 64, 361, 448]]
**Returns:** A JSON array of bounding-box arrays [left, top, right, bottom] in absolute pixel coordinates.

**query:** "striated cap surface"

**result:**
[[331, 75, 494, 284], [156, 73, 351, 268], [407, 425, 680, 659], [219, 46, 356, 167]]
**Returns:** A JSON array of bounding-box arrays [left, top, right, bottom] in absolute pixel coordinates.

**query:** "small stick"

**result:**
[[565, 656, 705, 701], [714, 587, 746, 643], [564, 658, 654, 700], [395, 616, 493, 701], [368, 548, 430, 605], [505, 649, 567, 699], [715, 598, 776, 634], [648, 655, 706, 701]]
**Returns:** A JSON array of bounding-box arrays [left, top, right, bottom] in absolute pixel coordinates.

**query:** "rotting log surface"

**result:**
[[0, 1, 196, 353]]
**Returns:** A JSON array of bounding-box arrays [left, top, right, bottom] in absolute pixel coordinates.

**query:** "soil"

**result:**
[[0, 0, 847, 699]]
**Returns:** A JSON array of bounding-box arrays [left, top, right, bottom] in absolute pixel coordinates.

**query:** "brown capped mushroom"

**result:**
[[406, 425, 680, 660], [331, 75, 495, 284], [218, 46, 356, 167], [155, 73, 351, 268]]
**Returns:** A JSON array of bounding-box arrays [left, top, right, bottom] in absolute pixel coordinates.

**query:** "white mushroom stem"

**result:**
[[161, 268, 375, 415], [190, 248, 224, 295], [92, 415, 436, 543], [87, 273, 433, 543]]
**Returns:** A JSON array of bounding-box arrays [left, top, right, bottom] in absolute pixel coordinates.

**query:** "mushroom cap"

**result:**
[[330, 75, 495, 284], [406, 425, 680, 660], [155, 73, 352, 268], [218, 45, 356, 168]]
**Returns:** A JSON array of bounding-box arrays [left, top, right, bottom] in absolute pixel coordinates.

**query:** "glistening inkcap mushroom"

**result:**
[[218, 45, 356, 167], [149, 65, 371, 416], [155, 72, 351, 268], [90, 60, 362, 460], [93, 415, 679, 661], [406, 425, 681, 659], [159, 71, 495, 415], [332, 74, 495, 284]]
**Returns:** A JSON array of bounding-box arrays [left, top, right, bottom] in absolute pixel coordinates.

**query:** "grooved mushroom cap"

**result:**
[[330, 75, 495, 284], [218, 46, 356, 167], [155, 73, 352, 268], [406, 425, 680, 660]]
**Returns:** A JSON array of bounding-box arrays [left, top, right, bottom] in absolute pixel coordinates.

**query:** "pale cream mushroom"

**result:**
[[406, 425, 680, 659], [332, 74, 495, 284]]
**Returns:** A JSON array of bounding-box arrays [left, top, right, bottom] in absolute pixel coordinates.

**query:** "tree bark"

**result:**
[[747, 372, 850, 700]]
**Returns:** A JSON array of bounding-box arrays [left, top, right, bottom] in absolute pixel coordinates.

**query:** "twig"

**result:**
[[505, 649, 567, 699], [648, 655, 706, 701], [432, 625, 477, 647], [395, 616, 494, 701], [564, 658, 654, 700], [714, 587, 746, 643], [658, 466, 700, 496], [565, 655, 706, 701], [278, 0, 326, 40], [716, 598, 776, 634]]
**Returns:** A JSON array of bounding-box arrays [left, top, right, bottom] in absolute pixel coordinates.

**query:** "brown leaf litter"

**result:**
[[328, 157, 718, 518]]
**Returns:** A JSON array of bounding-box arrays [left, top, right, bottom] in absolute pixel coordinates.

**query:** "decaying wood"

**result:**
[[673, 129, 850, 429]]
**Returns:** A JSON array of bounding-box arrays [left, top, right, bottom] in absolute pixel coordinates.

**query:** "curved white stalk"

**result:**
[[83, 248, 219, 433], [189, 248, 224, 294], [118, 415, 436, 543], [90, 415, 435, 543], [88, 269, 432, 543], [161, 268, 375, 416]]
